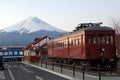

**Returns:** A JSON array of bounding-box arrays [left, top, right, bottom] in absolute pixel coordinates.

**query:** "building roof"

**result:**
[[25, 36, 49, 50]]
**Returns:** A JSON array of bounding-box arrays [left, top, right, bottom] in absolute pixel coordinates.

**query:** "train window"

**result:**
[[48, 43, 50, 48], [98, 35, 105, 44], [74, 37, 77, 45], [78, 36, 81, 45], [64, 40, 66, 47], [53, 42, 56, 48], [57, 42, 59, 47], [76, 37, 79, 45], [51, 42, 53, 48], [9, 51, 13, 55], [73, 37, 75, 46], [62, 41, 63, 47], [88, 35, 96, 44], [59, 41, 62, 47], [72, 37, 75, 46], [106, 35, 113, 44], [66, 39, 68, 46], [4, 52, 8, 55], [70, 37, 73, 46], [81, 35, 85, 45], [69, 37, 72, 46], [19, 51, 23, 55], [55, 42, 57, 48], [54, 42, 57, 48], [54, 42, 56, 48], [52, 43, 54, 48], [60, 42, 62, 47], [58, 41, 60, 47], [63, 40, 65, 47], [50, 43, 52, 48], [64, 39, 68, 47], [14, 51, 18, 55], [0, 52, 3, 56]]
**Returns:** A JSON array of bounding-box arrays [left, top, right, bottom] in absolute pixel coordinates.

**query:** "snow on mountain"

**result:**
[[1, 17, 65, 33], [0, 17, 67, 46]]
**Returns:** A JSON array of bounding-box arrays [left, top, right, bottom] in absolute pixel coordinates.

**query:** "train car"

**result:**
[[48, 23, 116, 67]]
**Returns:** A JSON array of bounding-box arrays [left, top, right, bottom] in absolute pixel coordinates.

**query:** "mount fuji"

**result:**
[[0, 17, 67, 46]]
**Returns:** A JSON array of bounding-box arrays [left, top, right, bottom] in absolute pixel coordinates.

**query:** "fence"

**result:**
[[30, 61, 120, 80]]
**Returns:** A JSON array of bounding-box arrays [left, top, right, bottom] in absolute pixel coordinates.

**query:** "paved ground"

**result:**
[[0, 62, 71, 80], [1, 62, 119, 80]]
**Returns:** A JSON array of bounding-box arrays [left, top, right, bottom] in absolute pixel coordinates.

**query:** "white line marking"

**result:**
[[7, 64, 15, 80], [20, 67, 34, 73], [35, 75, 44, 80]]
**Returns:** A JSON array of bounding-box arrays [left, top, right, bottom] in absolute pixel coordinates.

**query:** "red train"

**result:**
[[47, 23, 116, 67]]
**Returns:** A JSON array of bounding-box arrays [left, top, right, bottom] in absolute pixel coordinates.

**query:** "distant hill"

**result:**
[[0, 17, 67, 46]]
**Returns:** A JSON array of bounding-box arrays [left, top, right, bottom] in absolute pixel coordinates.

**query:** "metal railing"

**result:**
[[30, 61, 120, 80]]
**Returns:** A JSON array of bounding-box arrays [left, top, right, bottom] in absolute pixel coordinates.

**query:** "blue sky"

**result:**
[[0, 0, 120, 31]]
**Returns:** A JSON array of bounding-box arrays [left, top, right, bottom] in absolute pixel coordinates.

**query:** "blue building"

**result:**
[[0, 48, 24, 61]]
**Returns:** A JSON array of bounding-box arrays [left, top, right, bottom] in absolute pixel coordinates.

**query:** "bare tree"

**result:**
[[111, 18, 120, 56]]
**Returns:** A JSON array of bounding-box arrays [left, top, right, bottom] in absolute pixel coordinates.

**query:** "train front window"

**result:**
[[106, 35, 113, 44], [98, 35, 105, 44], [87, 35, 96, 44]]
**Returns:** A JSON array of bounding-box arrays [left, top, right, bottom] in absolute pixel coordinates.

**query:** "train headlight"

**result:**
[[100, 47, 105, 53]]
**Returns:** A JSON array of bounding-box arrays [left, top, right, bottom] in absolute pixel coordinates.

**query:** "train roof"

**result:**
[[77, 26, 114, 31], [49, 25, 114, 41], [74, 22, 114, 31], [70, 26, 114, 36]]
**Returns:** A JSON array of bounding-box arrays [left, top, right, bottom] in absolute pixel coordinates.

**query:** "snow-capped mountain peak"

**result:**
[[1, 17, 65, 33]]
